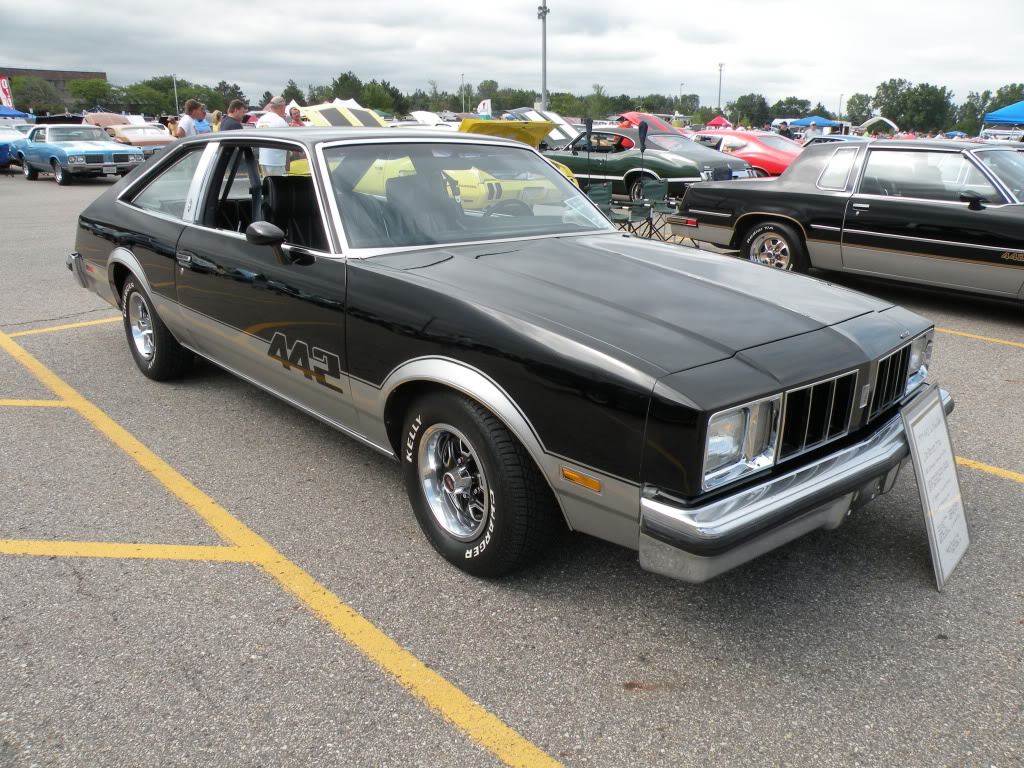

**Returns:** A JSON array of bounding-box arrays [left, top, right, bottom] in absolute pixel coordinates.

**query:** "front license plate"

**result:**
[[103, 165, 116, 174]]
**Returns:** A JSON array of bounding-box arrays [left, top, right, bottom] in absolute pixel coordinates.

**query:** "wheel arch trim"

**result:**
[[106, 247, 152, 307], [732, 211, 809, 247]]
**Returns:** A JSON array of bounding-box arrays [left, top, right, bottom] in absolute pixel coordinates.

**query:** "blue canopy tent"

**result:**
[[0, 105, 31, 119], [945, 131, 967, 137], [789, 115, 841, 128], [984, 101, 1024, 125]]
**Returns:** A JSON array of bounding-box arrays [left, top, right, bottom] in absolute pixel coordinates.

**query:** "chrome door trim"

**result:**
[[843, 227, 1018, 253]]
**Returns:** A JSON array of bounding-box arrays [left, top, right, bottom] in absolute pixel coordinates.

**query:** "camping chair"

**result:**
[[636, 178, 676, 240], [586, 183, 651, 234]]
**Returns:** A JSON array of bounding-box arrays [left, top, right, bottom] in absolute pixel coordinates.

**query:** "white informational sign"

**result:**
[[476, 98, 492, 116], [0, 77, 13, 108], [902, 385, 969, 591]]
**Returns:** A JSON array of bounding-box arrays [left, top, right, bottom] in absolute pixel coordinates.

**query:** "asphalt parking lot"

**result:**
[[1, 169, 1021, 768]]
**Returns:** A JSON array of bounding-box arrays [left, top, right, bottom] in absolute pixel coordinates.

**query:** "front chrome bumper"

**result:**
[[638, 388, 954, 583]]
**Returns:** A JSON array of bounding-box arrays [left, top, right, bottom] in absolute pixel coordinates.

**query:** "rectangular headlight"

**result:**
[[703, 394, 782, 491], [905, 330, 934, 395]]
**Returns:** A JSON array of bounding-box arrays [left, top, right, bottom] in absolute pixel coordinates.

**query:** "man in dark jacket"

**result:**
[[777, 121, 794, 140], [219, 100, 248, 131]]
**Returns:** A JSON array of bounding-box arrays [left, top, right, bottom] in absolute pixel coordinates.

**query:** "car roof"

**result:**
[[177, 127, 528, 149]]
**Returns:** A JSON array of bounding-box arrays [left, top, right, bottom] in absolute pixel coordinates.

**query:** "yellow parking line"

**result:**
[[0, 539, 251, 562], [956, 457, 1024, 484], [0, 399, 71, 407], [8, 316, 121, 337], [0, 329, 561, 768], [936, 327, 1024, 349]]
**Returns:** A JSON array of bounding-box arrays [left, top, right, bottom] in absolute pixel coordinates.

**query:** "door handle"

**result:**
[[175, 250, 194, 265], [852, 203, 870, 210]]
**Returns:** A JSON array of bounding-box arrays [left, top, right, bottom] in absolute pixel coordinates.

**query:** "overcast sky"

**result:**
[[3, 0, 1021, 109]]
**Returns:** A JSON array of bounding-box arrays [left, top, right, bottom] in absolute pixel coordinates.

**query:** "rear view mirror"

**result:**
[[959, 190, 986, 210], [246, 221, 285, 246]]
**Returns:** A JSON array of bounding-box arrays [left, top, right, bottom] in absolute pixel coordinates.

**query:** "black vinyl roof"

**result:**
[[176, 127, 526, 149]]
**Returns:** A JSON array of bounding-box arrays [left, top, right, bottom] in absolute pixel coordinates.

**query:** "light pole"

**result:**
[[678, 82, 684, 114], [172, 74, 179, 116], [717, 63, 723, 113], [837, 93, 844, 122], [461, 73, 465, 113], [537, 0, 549, 110]]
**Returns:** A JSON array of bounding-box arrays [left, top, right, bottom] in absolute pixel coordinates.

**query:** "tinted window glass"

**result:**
[[130, 149, 204, 220], [204, 144, 328, 250], [817, 146, 858, 190], [860, 150, 998, 202]]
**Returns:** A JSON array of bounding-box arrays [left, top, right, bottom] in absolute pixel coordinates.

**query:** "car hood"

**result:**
[[53, 141, 127, 152], [374, 234, 893, 375]]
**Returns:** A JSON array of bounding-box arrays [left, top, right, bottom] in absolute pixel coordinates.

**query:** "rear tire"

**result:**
[[742, 220, 809, 273], [52, 160, 72, 186], [23, 161, 38, 181], [121, 277, 193, 380], [401, 391, 561, 577]]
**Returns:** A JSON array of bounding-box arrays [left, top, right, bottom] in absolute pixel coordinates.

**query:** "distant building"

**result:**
[[0, 66, 107, 108]]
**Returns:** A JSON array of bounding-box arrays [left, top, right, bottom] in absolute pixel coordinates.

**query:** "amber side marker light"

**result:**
[[561, 467, 602, 493]]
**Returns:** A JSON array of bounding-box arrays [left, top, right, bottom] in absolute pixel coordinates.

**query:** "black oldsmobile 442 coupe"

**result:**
[[672, 139, 1024, 302], [68, 129, 952, 583]]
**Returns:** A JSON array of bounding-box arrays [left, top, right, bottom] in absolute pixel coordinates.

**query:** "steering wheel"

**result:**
[[483, 199, 534, 217]]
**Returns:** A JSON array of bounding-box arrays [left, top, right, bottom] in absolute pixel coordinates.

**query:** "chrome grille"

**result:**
[[112, 153, 131, 163], [869, 345, 911, 419], [779, 371, 858, 461]]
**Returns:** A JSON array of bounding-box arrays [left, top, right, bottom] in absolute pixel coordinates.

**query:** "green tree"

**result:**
[[677, 93, 700, 116], [584, 84, 611, 119], [281, 79, 304, 105], [811, 103, 836, 120], [215, 81, 248, 107], [406, 88, 430, 111], [455, 81, 474, 112], [637, 93, 675, 114], [549, 92, 585, 116], [9, 76, 64, 113], [380, 81, 408, 115], [608, 94, 633, 115], [306, 84, 334, 105], [330, 71, 363, 101], [494, 87, 536, 112], [844, 93, 873, 125], [873, 78, 912, 125], [66, 78, 112, 109], [427, 80, 445, 112], [476, 79, 499, 103], [259, 91, 273, 108], [955, 90, 991, 135], [903, 83, 955, 132], [360, 80, 394, 112], [114, 84, 166, 114], [988, 83, 1024, 113], [769, 97, 812, 119], [727, 93, 770, 127]]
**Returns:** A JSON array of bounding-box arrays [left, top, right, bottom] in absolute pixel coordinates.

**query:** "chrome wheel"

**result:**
[[418, 423, 490, 541], [748, 232, 793, 269], [127, 291, 155, 360], [53, 162, 64, 184]]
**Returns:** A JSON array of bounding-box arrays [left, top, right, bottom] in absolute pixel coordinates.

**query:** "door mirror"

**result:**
[[959, 190, 986, 210], [245, 221, 285, 246]]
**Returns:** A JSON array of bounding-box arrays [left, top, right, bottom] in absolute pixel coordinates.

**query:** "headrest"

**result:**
[[262, 175, 316, 218]]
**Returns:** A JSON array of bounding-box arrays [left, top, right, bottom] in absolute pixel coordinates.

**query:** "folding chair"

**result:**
[[637, 178, 676, 240]]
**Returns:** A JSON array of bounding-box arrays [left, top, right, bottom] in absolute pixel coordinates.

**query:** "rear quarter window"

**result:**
[[817, 146, 858, 190]]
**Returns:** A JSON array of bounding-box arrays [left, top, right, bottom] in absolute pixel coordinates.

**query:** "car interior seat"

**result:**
[[261, 176, 328, 250], [384, 174, 462, 242]]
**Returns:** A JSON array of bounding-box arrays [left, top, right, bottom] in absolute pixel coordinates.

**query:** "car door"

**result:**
[[546, 132, 616, 189], [173, 138, 358, 432], [841, 146, 1024, 297], [26, 127, 47, 167]]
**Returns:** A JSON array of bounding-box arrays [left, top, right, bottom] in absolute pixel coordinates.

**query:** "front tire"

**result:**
[[23, 160, 38, 181], [121, 277, 193, 380], [401, 391, 561, 577], [742, 220, 809, 272], [52, 160, 72, 186]]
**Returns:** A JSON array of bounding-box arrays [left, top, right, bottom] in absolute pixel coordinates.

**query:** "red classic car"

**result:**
[[693, 130, 802, 176], [616, 112, 690, 136]]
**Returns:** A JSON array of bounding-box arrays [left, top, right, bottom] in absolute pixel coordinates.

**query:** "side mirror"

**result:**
[[959, 190, 986, 211], [246, 221, 288, 264]]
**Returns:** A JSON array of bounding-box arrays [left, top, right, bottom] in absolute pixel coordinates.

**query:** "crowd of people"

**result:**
[[168, 94, 304, 138]]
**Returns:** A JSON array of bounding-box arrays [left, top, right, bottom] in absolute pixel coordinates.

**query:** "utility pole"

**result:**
[[172, 74, 179, 116], [679, 82, 684, 114], [717, 63, 723, 113], [838, 93, 844, 122], [461, 73, 465, 113], [537, 0, 550, 110]]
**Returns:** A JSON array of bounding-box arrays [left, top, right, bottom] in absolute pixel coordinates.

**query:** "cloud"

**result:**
[[2, 0, 1021, 109]]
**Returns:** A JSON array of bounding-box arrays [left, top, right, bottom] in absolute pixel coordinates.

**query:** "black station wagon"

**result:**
[[67, 128, 952, 583]]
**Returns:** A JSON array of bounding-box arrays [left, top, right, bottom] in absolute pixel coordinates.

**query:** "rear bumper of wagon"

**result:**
[[638, 388, 954, 583]]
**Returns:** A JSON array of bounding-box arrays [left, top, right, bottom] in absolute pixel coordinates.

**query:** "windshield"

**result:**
[[122, 125, 170, 137], [324, 142, 612, 250], [974, 149, 1024, 199], [649, 134, 691, 152], [47, 126, 113, 143], [758, 135, 803, 153]]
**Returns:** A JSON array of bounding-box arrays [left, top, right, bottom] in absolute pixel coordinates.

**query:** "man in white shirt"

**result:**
[[802, 121, 821, 144], [255, 96, 289, 175], [175, 100, 206, 138]]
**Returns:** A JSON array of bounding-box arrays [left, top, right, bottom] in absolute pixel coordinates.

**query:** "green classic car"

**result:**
[[544, 128, 756, 200]]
